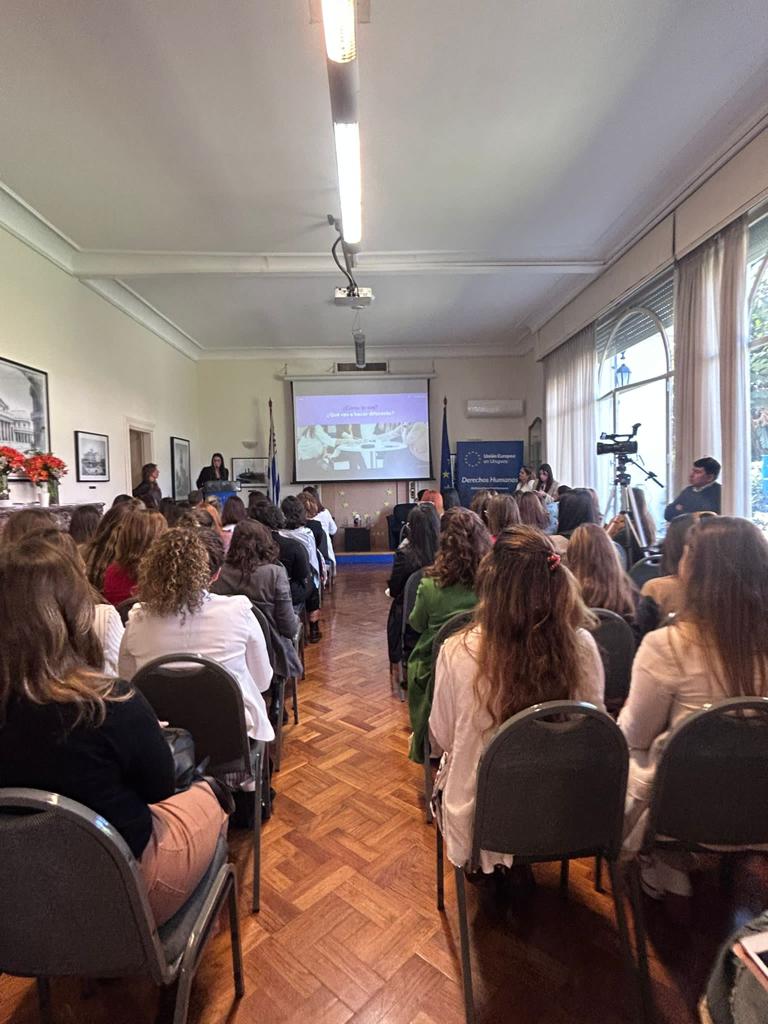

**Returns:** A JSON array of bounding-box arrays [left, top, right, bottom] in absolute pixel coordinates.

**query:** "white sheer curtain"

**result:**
[[544, 324, 597, 488], [673, 216, 749, 515]]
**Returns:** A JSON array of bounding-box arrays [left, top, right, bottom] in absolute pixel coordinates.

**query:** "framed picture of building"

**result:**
[[0, 357, 50, 454], [75, 430, 110, 482], [171, 436, 192, 499]]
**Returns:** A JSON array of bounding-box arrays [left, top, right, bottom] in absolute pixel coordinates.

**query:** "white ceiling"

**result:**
[[1, 0, 767, 358]]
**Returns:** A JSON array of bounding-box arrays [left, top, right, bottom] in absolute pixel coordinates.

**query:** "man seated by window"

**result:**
[[664, 456, 721, 521]]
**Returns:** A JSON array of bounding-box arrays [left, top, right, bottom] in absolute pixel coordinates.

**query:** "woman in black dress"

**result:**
[[196, 452, 229, 490]]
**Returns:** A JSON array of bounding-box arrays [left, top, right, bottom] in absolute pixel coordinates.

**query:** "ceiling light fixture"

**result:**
[[321, 0, 362, 249]]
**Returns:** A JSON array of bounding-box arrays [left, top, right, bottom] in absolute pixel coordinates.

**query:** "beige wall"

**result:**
[[0, 229, 199, 504]]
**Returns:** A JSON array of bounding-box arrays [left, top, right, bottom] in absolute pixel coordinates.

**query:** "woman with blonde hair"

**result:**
[[84, 499, 143, 592], [429, 526, 604, 870], [485, 493, 520, 539], [619, 517, 768, 896], [102, 509, 167, 605], [407, 507, 492, 762], [0, 535, 231, 926], [567, 523, 639, 625]]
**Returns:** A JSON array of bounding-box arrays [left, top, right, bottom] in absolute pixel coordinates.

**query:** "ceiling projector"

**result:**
[[334, 287, 375, 307]]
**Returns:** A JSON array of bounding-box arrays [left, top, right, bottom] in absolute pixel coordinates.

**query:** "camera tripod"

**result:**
[[603, 454, 663, 566]]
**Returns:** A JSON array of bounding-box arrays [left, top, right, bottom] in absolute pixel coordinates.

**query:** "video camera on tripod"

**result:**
[[596, 422, 640, 458], [595, 423, 662, 562]]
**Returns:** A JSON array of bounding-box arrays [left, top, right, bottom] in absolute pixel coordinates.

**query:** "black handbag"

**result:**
[[161, 726, 197, 793]]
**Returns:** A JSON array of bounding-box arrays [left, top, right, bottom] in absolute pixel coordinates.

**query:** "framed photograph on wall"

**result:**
[[231, 457, 267, 485], [170, 436, 191, 499], [0, 357, 50, 454], [74, 430, 110, 482]]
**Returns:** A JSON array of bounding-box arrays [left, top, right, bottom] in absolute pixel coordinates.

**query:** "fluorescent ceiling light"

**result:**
[[333, 122, 362, 246], [321, 0, 357, 63]]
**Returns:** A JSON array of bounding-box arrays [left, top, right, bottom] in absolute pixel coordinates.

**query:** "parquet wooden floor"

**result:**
[[2, 565, 767, 1024]]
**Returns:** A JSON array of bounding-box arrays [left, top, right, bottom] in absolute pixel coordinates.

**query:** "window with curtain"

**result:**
[[594, 272, 674, 529], [748, 212, 768, 532]]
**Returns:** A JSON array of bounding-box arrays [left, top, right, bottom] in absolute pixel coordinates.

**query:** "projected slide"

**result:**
[[293, 384, 431, 482]]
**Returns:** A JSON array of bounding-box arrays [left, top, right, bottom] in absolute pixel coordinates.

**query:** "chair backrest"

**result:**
[[470, 701, 628, 866], [646, 697, 768, 849], [629, 555, 662, 588], [591, 608, 637, 712], [429, 610, 474, 696], [392, 502, 416, 525], [0, 789, 165, 981], [131, 654, 250, 774], [250, 604, 276, 671], [401, 568, 425, 656]]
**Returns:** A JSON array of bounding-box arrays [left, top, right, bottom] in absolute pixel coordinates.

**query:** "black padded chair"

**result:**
[[131, 654, 267, 913], [628, 697, 768, 1022], [0, 788, 244, 1024], [387, 502, 416, 550], [395, 568, 425, 701], [249, 604, 297, 774], [422, 611, 474, 823], [629, 555, 662, 589], [435, 701, 638, 1024], [591, 608, 637, 715]]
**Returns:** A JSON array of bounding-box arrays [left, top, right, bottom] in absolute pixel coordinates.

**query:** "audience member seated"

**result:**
[[567, 523, 640, 636], [296, 491, 331, 567], [550, 488, 600, 554], [618, 516, 768, 897], [158, 496, 183, 527], [280, 495, 323, 642], [84, 500, 142, 592], [486, 493, 520, 539], [221, 495, 247, 533], [132, 462, 162, 510], [0, 535, 230, 926], [517, 490, 550, 532], [212, 520, 303, 680], [250, 502, 313, 611], [111, 493, 135, 507], [556, 484, 572, 499], [302, 486, 337, 568], [420, 489, 444, 516], [187, 489, 205, 507], [664, 456, 722, 521], [535, 463, 560, 498], [407, 507, 492, 763], [68, 504, 101, 551], [440, 487, 462, 511], [118, 527, 274, 744], [0, 507, 56, 547], [429, 526, 604, 871], [638, 511, 716, 632], [469, 488, 497, 528], [515, 465, 537, 493], [386, 503, 441, 675], [248, 490, 269, 511], [605, 487, 657, 566], [103, 509, 166, 606]]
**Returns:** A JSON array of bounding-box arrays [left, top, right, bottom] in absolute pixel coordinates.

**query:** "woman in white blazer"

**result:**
[[118, 527, 274, 743]]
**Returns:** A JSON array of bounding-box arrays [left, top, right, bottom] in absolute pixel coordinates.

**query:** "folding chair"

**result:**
[[591, 608, 637, 715], [629, 555, 662, 589], [395, 568, 424, 701]]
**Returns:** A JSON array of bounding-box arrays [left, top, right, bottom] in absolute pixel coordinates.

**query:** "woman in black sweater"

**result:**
[[386, 502, 441, 668], [196, 452, 229, 490], [0, 535, 230, 925]]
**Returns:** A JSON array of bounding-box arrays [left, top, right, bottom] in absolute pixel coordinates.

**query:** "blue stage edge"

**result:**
[[337, 551, 393, 566]]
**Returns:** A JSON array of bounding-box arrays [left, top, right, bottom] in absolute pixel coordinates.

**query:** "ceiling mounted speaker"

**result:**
[[465, 398, 525, 419]]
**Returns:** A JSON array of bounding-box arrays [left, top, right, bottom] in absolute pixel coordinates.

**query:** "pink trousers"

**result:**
[[138, 782, 228, 925]]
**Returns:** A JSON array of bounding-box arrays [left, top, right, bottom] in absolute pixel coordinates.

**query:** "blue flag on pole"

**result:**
[[440, 397, 453, 490], [268, 399, 280, 506]]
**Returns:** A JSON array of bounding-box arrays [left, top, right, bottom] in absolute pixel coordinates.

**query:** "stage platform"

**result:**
[[336, 550, 394, 566]]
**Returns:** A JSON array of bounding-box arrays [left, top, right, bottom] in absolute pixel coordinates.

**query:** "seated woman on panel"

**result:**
[[118, 527, 274, 745], [535, 463, 560, 499], [429, 526, 604, 871], [0, 535, 231, 926], [618, 516, 768, 898], [386, 503, 441, 675], [407, 507, 492, 763], [212, 519, 302, 680], [102, 509, 167, 606]]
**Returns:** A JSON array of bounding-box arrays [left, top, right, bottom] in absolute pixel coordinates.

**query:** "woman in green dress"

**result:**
[[407, 507, 492, 762]]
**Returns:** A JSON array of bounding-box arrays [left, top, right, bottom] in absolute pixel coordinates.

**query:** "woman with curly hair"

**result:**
[[212, 519, 302, 679], [429, 526, 603, 870], [407, 507, 492, 762], [118, 528, 274, 743], [102, 509, 167, 606]]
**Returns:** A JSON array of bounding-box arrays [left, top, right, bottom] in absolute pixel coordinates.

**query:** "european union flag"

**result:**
[[440, 397, 453, 489]]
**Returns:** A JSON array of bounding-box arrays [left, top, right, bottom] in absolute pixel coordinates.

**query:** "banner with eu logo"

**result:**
[[455, 441, 524, 507]]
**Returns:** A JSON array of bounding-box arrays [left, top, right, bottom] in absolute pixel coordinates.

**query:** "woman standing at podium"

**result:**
[[196, 453, 229, 490]]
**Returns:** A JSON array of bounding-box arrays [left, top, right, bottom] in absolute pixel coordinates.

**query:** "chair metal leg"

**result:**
[[252, 744, 263, 913], [227, 871, 245, 998], [172, 962, 194, 1024], [290, 676, 300, 724], [595, 854, 604, 893], [628, 859, 654, 1024], [559, 858, 569, 897], [436, 819, 445, 911], [607, 860, 645, 1024], [36, 978, 53, 1024], [454, 866, 476, 1024], [272, 677, 286, 772], [424, 733, 434, 825]]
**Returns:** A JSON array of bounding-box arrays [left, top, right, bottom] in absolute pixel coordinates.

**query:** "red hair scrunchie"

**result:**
[[547, 552, 561, 571]]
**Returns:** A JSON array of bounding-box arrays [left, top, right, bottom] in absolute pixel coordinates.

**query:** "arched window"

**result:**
[[749, 234, 768, 530], [595, 274, 674, 530]]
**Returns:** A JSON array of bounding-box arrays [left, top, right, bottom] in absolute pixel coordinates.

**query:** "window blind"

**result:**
[[595, 271, 674, 363]]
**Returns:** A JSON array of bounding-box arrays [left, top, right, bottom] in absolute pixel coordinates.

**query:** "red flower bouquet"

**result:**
[[24, 452, 68, 503], [0, 446, 25, 498]]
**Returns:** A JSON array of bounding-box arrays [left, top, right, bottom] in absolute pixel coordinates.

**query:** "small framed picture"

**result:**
[[232, 457, 267, 485], [74, 430, 110, 482], [170, 436, 192, 500]]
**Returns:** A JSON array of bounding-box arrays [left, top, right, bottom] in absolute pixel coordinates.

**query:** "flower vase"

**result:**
[[38, 486, 50, 508]]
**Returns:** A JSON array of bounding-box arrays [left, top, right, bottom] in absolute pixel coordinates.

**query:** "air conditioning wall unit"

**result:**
[[466, 398, 525, 419]]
